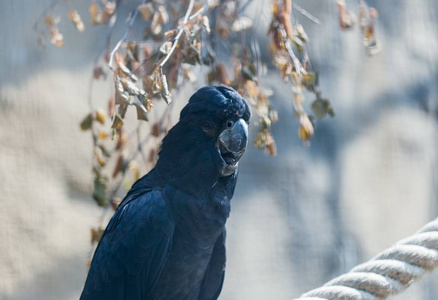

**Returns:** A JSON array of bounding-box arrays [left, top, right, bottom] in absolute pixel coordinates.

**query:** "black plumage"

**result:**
[[80, 86, 250, 300]]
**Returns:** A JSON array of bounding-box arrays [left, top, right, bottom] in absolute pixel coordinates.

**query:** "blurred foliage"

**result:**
[[34, 0, 381, 248]]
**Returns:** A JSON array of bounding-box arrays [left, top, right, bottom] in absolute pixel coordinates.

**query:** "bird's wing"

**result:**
[[80, 189, 175, 300], [198, 229, 227, 300]]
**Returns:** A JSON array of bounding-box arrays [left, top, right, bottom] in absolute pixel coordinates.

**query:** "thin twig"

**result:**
[[108, 0, 148, 70], [33, 0, 63, 30], [292, 2, 320, 24], [159, 0, 195, 68]]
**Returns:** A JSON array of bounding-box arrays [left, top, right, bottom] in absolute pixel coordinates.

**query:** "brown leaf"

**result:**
[[118, 103, 128, 118], [156, 5, 169, 24], [253, 130, 277, 156], [136, 105, 149, 121], [95, 108, 106, 124], [44, 15, 54, 26], [231, 16, 253, 32], [92, 177, 107, 206], [103, 1, 116, 24], [120, 78, 145, 97], [138, 3, 154, 20], [130, 162, 141, 181], [50, 26, 64, 47], [201, 16, 211, 34], [298, 114, 314, 145], [97, 144, 111, 157], [112, 154, 129, 178], [115, 76, 130, 105], [93, 66, 106, 80], [151, 123, 160, 137], [159, 74, 172, 104], [108, 97, 115, 117], [148, 147, 158, 164], [116, 128, 127, 150], [111, 115, 124, 130], [91, 227, 105, 243], [111, 198, 122, 211], [80, 113, 93, 131], [89, 2, 103, 25], [302, 72, 317, 90], [311, 97, 335, 119], [98, 131, 109, 139], [94, 146, 106, 167], [68, 10, 85, 33], [116, 62, 138, 82]]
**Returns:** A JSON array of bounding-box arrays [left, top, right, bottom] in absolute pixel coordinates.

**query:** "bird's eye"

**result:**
[[226, 120, 234, 128]]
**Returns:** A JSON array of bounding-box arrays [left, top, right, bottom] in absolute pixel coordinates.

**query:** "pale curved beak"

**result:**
[[218, 119, 248, 163]]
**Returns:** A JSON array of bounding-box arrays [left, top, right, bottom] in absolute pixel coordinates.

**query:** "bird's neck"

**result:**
[[154, 157, 230, 198], [153, 120, 227, 197]]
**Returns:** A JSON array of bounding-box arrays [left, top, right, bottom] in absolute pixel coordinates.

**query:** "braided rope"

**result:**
[[293, 218, 438, 300]]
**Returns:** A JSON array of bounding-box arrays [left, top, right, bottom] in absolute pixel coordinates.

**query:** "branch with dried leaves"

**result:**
[[34, 0, 383, 252]]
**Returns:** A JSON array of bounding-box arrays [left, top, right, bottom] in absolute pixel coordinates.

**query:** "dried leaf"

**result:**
[[94, 146, 106, 167], [113, 154, 129, 178], [311, 97, 335, 119], [201, 16, 211, 34], [151, 123, 160, 137], [44, 15, 54, 26], [254, 130, 277, 156], [118, 104, 128, 118], [337, 1, 356, 29], [98, 131, 109, 139], [116, 62, 138, 82], [302, 72, 317, 90], [111, 115, 124, 130], [183, 68, 197, 82], [295, 24, 308, 43], [151, 14, 163, 35], [156, 5, 169, 24], [91, 227, 104, 243], [108, 97, 115, 117], [202, 45, 216, 65], [97, 144, 111, 157], [143, 75, 161, 97], [242, 65, 257, 82], [164, 29, 178, 39], [93, 66, 106, 80], [116, 128, 127, 150], [159, 74, 172, 104], [115, 76, 130, 105], [183, 45, 201, 65], [148, 147, 158, 164], [138, 3, 154, 21], [50, 27, 64, 47], [95, 108, 106, 124], [111, 197, 122, 211], [136, 104, 149, 121], [298, 114, 314, 144], [231, 16, 253, 32], [159, 41, 173, 55], [103, 1, 116, 24], [68, 10, 85, 33], [90, 2, 103, 25], [130, 161, 141, 181], [92, 176, 107, 206], [80, 113, 93, 131]]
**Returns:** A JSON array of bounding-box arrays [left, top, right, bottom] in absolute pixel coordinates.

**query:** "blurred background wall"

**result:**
[[0, 0, 437, 299]]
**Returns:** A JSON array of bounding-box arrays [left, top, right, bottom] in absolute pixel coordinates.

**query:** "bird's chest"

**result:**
[[149, 191, 229, 299]]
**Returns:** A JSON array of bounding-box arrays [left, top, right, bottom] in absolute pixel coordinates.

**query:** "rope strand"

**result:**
[[293, 218, 438, 300]]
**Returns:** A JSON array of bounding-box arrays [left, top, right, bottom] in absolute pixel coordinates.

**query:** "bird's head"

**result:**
[[156, 86, 250, 191]]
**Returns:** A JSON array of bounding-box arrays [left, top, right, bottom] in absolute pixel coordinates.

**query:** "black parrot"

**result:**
[[80, 86, 250, 300]]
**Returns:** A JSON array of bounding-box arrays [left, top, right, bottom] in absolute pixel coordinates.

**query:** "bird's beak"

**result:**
[[218, 119, 248, 165]]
